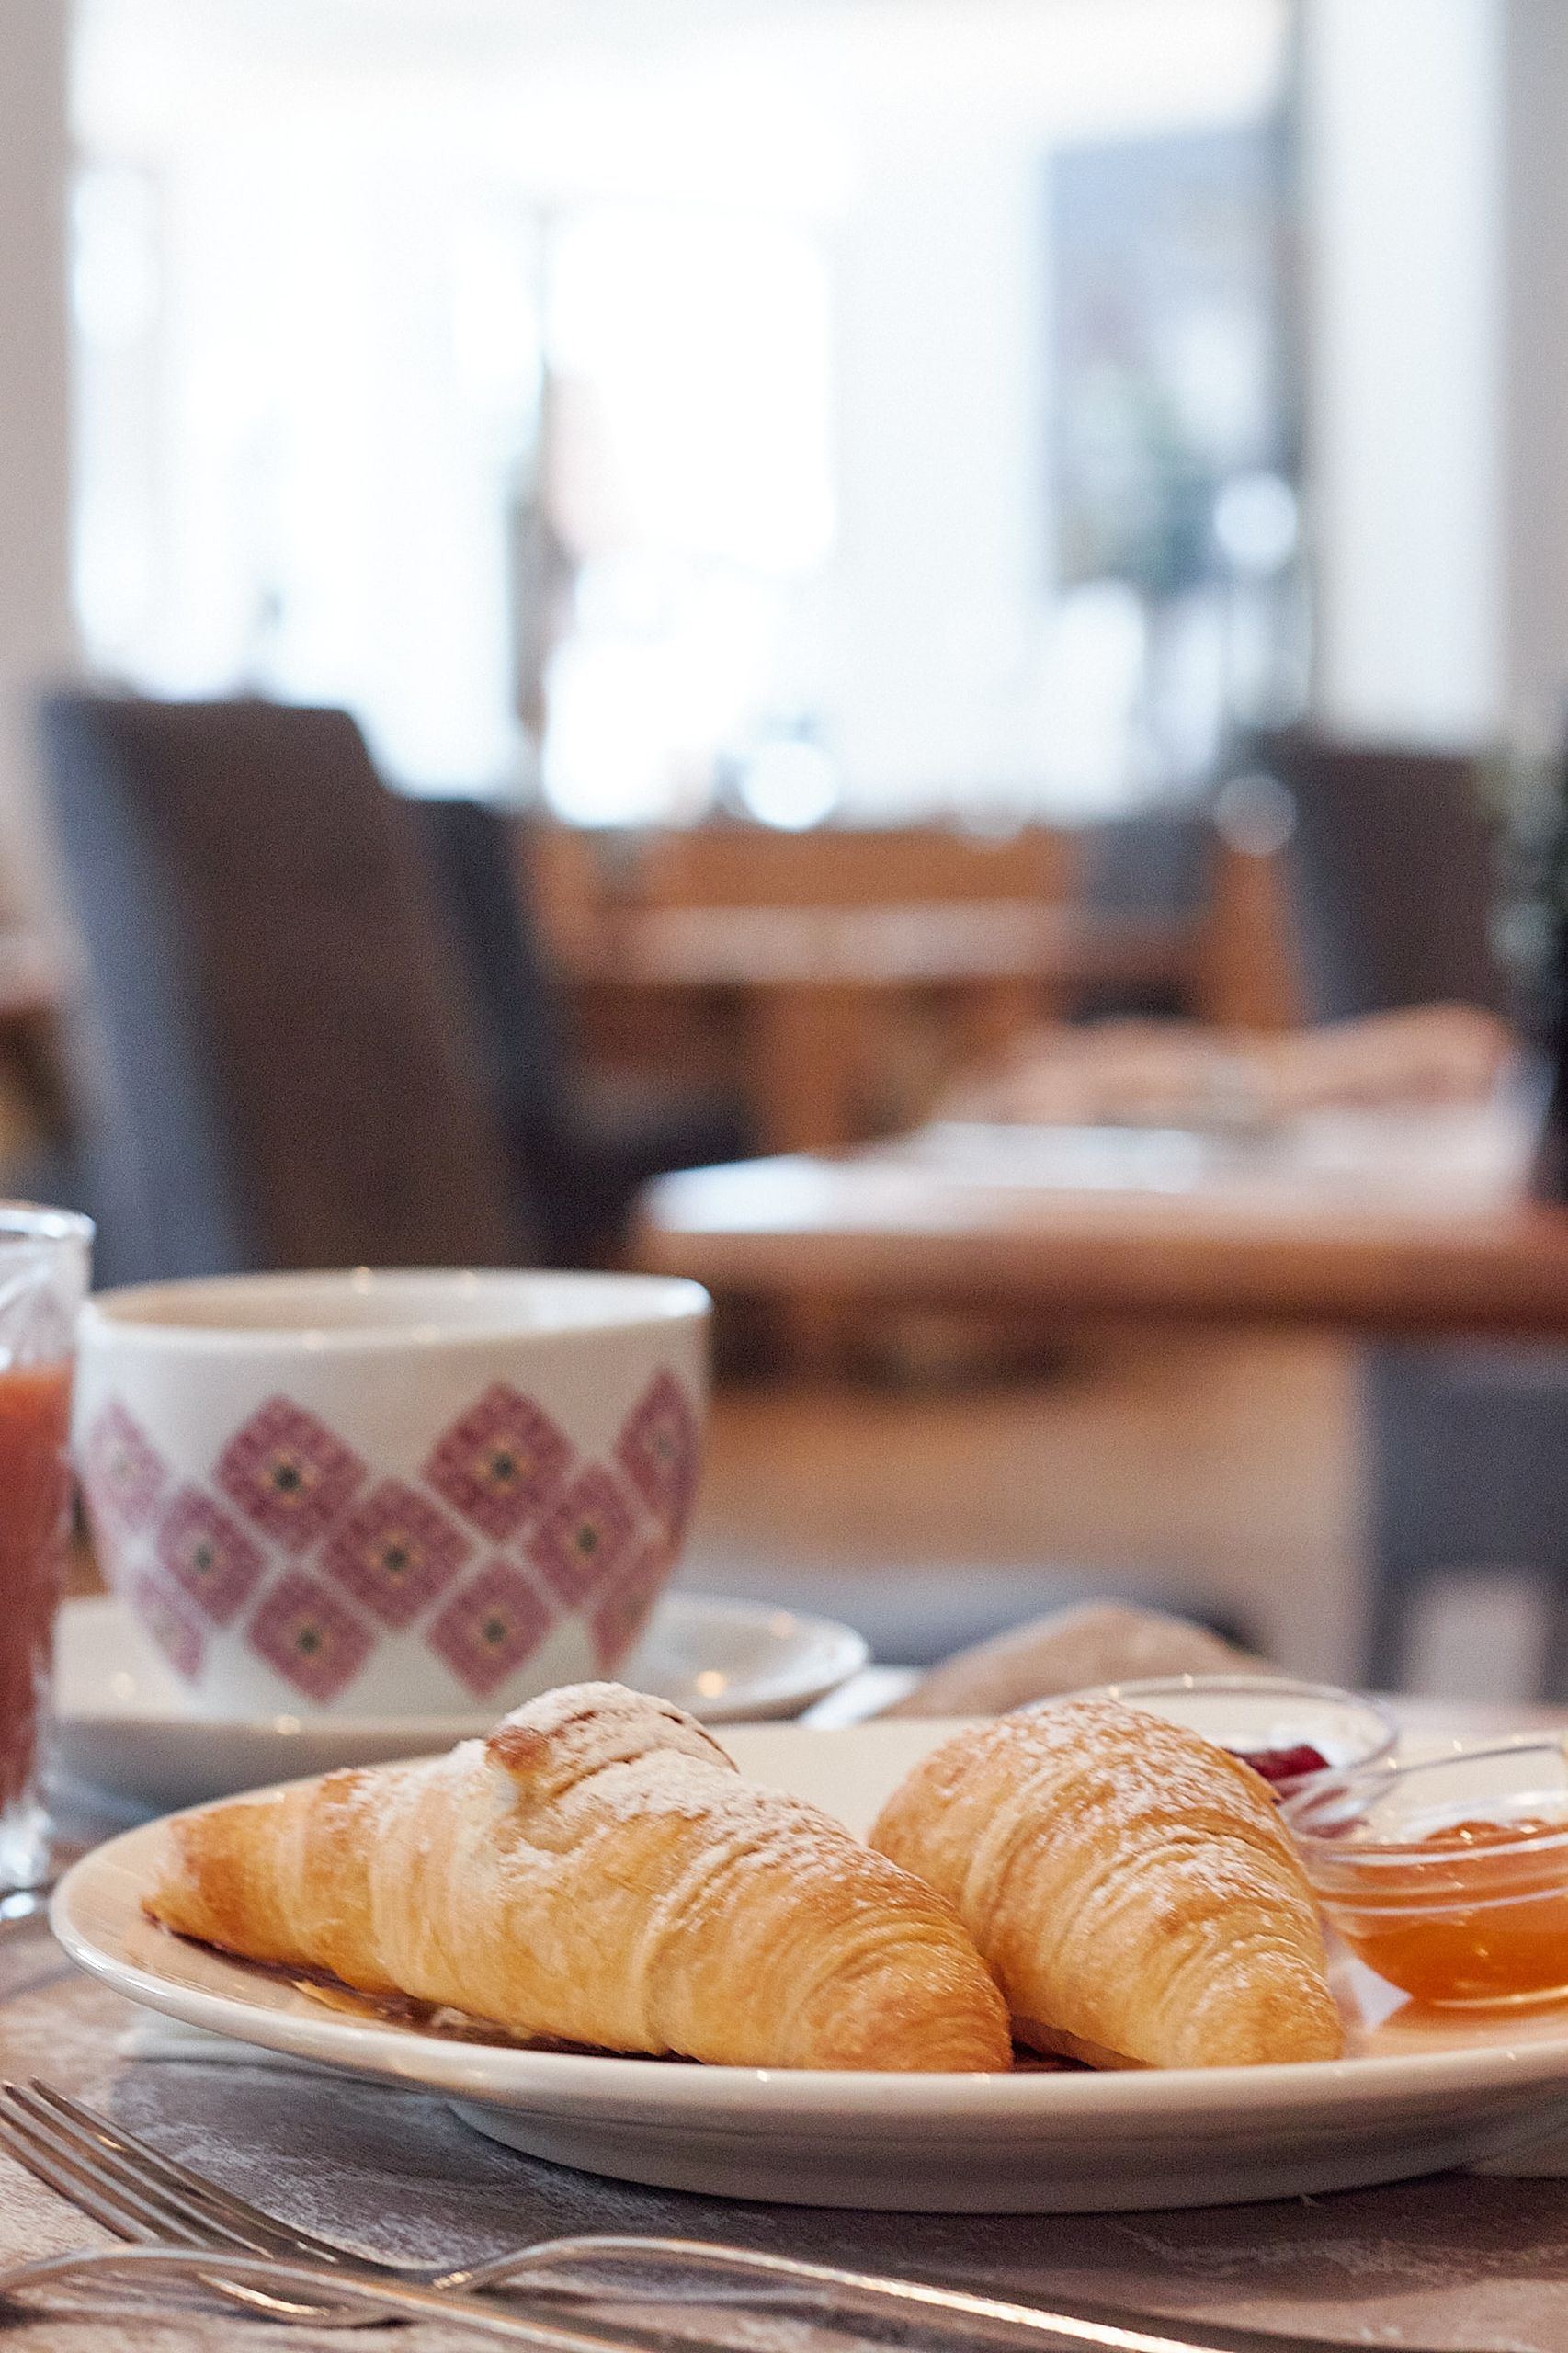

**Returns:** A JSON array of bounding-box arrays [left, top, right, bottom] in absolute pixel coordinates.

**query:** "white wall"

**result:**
[[1301, 0, 1505, 745], [0, 0, 74, 912], [74, 0, 1288, 822], [1500, 0, 1568, 742], [824, 126, 1042, 813]]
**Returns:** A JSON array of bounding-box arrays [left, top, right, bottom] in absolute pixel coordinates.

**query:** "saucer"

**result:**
[[51, 1592, 868, 1814]]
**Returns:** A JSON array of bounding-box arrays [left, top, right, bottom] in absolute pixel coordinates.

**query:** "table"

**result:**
[[0, 1924, 1562, 2352], [562, 902, 1197, 1154], [634, 1126, 1568, 1336]]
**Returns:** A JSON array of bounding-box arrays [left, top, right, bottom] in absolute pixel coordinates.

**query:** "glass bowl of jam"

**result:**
[[1051, 1674, 1397, 1794], [1282, 1740, 1568, 2007]]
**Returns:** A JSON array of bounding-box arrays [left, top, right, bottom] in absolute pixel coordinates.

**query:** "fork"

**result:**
[[0, 2077, 1268, 2351], [0, 2245, 670, 2345]]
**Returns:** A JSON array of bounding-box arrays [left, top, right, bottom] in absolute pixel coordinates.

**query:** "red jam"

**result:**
[[1231, 1740, 1331, 1786]]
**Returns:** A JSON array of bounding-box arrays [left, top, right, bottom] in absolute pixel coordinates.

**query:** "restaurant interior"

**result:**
[[7, 0, 1568, 2334], [5, 0, 1562, 1700]]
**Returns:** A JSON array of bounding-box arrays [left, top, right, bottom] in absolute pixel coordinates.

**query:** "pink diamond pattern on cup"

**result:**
[[423, 1386, 573, 1542], [246, 1569, 374, 1702], [217, 1397, 366, 1552], [155, 1487, 266, 1626], [525, 1462, 640, 1608], [323, 1480, 472, 1630], [590, 1533, 673, 1674], [614, 1370, 699, 1540], [83, 1401, 168, 1534], [131, 1567, 206, 1683], [427, 1560, 552, 1698]]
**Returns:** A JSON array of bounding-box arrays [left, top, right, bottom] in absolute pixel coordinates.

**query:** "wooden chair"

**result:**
[[638, 821, 1081, 1114], [635, 821, 1072, 912]]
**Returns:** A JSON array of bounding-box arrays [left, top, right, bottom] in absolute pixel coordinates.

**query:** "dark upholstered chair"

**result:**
[[1260, 732, 1568, 1690], [38, 694, 522, 1286], [1074, 809, 1211, 1017], [1265, 736, 1510, 1022], [412, 797, 748, 1266]]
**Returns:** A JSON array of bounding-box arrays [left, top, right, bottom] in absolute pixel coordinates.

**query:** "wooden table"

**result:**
[[634, 1128, 1568, 1337], [562, 901, 1197, 1154]]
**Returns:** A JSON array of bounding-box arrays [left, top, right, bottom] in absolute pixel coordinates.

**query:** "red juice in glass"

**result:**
[[0, 1210, 91, 1888], [0, 1366, 74, 1845]]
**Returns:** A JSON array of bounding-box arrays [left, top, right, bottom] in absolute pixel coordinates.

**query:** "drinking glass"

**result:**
[[0, 1206, 91, 1888]]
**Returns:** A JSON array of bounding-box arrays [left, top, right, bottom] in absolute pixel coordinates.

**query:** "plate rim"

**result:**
[[53, 1589, 869, 1737], [51, 1764, 1568, 2126]]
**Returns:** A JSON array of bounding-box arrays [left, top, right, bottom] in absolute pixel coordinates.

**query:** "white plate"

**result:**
[[51, 1594, 867, 1813], [51, 1720, 1568, 2211]]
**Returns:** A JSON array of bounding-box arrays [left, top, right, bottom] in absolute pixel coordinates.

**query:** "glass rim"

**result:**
[[0, 1202, 95, 1247], [1044, 1674, 1399, 1751], [1058, 1672, 1396, 1715], [1281, 1737, 1568, 1859]]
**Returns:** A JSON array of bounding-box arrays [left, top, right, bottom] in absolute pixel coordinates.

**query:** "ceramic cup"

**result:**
[[74, 1268, 709, 1720]]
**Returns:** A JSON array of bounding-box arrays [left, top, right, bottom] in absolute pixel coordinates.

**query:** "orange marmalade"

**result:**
[[1331, 1816, 1568, 2006]]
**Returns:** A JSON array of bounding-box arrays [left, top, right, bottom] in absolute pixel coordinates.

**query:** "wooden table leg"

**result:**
[[749, 982, 866, 1155], [961, 976, 1047, 1062], [750, 983, 869, 1371]]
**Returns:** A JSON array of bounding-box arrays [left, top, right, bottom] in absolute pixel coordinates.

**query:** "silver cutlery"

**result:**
[[0, 2245, 1305, 2353], [0, 2244, 660, 2345], [0, 2077, 1284, 2351]]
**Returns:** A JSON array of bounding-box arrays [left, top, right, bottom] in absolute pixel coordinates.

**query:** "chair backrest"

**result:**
[[39, 693, 521, 1285], [409, 798, 571, 1150], [1075, 810, 1210, 925], [1256, 733, 1508, 1021]]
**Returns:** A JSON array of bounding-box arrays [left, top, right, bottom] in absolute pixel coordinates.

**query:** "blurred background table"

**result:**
[[636, 1127, 1568, 1338], [558, 898, 1199, 1152]]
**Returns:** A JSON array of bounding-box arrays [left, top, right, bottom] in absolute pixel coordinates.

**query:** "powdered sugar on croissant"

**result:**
[[869, 1697, 1344, 2069], [145, 1682, 1011, 2073]]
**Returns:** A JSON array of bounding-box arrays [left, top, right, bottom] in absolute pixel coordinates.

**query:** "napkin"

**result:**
[[941, 1005, 1517, 1128], [119, 2015, 322, 2070]]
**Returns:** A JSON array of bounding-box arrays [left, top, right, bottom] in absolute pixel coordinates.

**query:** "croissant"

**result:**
[[869, 1697, 1344, 2069], [145, 1682, 1011, 2073]]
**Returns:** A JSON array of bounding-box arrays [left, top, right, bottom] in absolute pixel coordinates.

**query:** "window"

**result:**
[[74, 0, 1291, 824]]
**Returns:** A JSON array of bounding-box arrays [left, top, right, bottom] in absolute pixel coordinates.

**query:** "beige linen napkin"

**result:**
[[942, 1006, 1517, 1128], [119, 2017, 317, 2064]]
